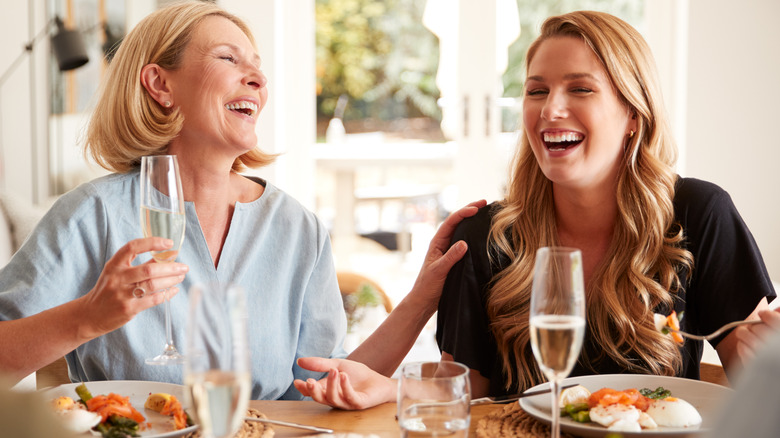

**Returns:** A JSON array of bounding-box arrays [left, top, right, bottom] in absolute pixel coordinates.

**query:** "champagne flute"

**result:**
[[140, 155, 187, 365], [529, 247, 586, 438], [185, 283, 251, 438]]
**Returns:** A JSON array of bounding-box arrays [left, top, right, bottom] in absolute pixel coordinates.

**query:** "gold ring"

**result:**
[[132, 286, 146, 299]]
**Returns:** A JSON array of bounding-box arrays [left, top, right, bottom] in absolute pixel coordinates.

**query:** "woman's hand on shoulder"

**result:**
[[294, 357, 396, 410], [77, 237, 189, 339], [409, 199, 487, 308]]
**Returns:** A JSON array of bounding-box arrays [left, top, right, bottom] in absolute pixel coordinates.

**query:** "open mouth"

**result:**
[[225, 101, 258, 118], [543, 132, 583, 151]]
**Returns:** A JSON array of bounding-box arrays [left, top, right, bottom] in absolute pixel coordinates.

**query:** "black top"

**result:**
[[437, 177, 776, 396]]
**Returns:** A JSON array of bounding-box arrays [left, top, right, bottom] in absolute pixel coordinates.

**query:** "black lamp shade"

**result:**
[[50, 19, 89, 71]]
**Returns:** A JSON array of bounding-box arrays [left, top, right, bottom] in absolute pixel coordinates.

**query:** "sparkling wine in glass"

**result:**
[[185, 283, 251, 438], [529, 247, 586, 438], [140, 155, 186, 365]]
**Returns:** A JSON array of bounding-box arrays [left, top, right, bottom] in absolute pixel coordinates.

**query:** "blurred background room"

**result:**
[[2, 0, 779, 375]]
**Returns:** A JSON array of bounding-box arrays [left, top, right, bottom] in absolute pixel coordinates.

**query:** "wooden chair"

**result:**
[[700, 362, 729, 387], [36, 357, 70, 390], [336, 271, 393, 313]]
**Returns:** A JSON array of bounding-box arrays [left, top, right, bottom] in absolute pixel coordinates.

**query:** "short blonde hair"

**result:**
[[85, 1, 276, 173]]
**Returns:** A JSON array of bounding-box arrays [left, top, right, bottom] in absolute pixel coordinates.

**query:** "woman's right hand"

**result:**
[[733, 307, 780, 360], [78, 237, 189, 339], [294, 357, 397, 410]]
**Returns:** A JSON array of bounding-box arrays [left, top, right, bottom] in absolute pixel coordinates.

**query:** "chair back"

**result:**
[[336, 271, 393, 313]]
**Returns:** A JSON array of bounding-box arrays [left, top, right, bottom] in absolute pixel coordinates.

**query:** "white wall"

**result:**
[[0, 1, 49, 204], [221, 0, 316, 208], [684, 0, 780, 281], [644, 0, 689, 173]]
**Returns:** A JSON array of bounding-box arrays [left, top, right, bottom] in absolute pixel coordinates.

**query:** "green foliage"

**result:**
[[502, 0, 645, 98], [316, 0, 644, 127], [316, 0, 441, 122], [342, 283, 383, 332]]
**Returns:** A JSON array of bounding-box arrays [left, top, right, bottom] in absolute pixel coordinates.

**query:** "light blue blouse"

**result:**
[[0, 171, 347, 399]]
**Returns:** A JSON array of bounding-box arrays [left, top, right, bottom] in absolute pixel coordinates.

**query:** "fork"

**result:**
[[666, 319, 761, 341], [470, 383, 580, 405]]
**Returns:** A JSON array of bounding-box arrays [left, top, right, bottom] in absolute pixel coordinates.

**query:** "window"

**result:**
[[314, 0, 645, 249]]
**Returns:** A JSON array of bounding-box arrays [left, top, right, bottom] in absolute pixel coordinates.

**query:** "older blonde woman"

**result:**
[[0, 1, 484, 399], [295, 10, 776, 409]]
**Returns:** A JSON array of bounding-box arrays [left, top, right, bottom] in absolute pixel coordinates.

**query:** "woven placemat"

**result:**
[[184, 407, 274, 438], [476, 403, 574, 438]]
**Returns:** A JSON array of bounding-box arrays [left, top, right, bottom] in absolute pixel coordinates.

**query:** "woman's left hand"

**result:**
[[294, 357, 397, 410]]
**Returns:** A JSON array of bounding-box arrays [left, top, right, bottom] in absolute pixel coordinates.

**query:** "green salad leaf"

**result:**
[[639, 386, 672, 399]]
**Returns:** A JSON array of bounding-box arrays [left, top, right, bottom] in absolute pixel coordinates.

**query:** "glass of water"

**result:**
[[398, 361, 470, 438]]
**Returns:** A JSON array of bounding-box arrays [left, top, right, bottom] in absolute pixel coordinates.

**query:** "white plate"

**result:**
[[519, 374, 732, 437], [43, 380, 197, 438]]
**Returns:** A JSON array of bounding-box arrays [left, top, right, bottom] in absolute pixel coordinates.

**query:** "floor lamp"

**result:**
[[0, 14, 88, 203]]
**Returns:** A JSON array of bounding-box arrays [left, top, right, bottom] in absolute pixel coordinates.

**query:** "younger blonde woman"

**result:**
[[295, 10, 776, 408]]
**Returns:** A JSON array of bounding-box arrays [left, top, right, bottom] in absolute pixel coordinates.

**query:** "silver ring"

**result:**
[[132, 286, 146, 299]]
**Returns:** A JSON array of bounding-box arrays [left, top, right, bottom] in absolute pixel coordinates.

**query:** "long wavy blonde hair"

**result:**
[[85, 1, 276, 173], [487, 11, 693, 391]]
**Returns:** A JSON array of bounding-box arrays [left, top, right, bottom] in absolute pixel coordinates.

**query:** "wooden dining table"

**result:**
[[249, 399, 498, 437], [249, 363, 728, 437]]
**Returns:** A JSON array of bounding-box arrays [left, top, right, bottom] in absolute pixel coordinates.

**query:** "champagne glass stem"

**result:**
[[163, 289, 176, 352], [145, 288, 183, 364], [550, 379, 561, 438]]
